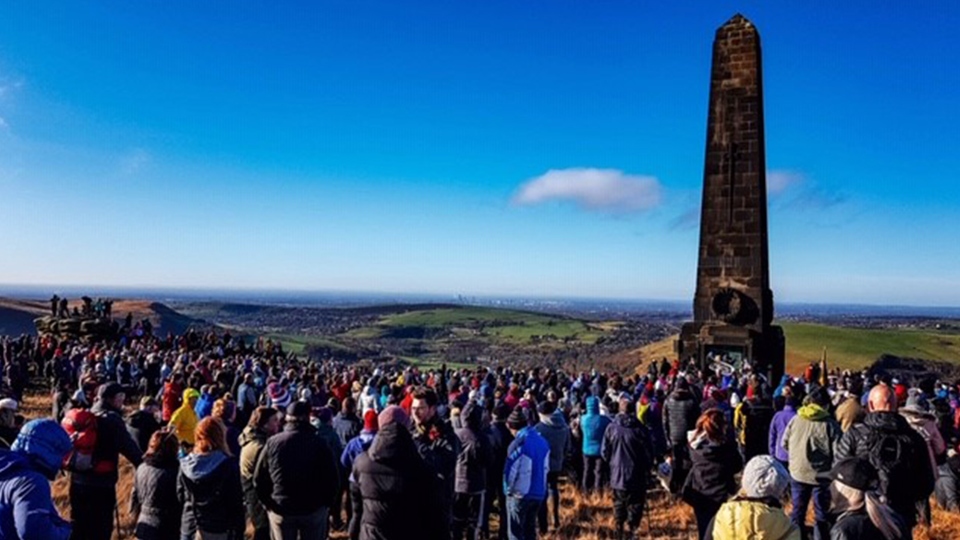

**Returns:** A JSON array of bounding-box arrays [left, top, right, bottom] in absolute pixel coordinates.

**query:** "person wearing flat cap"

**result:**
[[828, 457, 908, 540]]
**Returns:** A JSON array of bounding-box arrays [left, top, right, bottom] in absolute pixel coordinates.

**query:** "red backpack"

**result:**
[[61, 409, 115, 474]]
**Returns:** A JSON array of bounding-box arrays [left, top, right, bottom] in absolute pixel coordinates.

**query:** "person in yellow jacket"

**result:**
[[706, 455, 800, 540], [168, 388, 201, 446]]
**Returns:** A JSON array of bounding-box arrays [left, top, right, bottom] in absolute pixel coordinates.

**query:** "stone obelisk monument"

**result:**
[[677, 14, 785, 381]]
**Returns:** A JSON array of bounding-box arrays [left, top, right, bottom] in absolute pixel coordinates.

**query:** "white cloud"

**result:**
[[512, 168, 662, 213], [767, 170, 804, 195]]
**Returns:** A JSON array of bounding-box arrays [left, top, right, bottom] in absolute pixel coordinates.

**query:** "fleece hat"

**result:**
[[363, 409, 379, 432], [11, 419, 72, 479], [378, 405, 410, 429], [268, 383, 291, 410], [506, 408, 528, 430], [0, 398, 18, 412], [286, 401, 312, 420], [741, 455, 790, 499], [97, 382, 125, 402]]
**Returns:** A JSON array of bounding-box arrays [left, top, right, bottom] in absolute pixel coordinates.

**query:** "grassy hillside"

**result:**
[[351, 305, 603, 343], [782, 322, 960, 372], [637, 322, 960, 375]]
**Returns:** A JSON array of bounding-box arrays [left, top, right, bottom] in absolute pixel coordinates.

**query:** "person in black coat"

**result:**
[[177, 418, 245, 539], [483, 403, 514, 540], [829, 457, 909, 540], [453, 400, 492, 540], [132, 429, 182, 540], [353, 405, 434, 540], [127, 396, 161, 453], [411, 387, 460, 538], [254, 401, 340, 539], [602, 397, 653, 540], [682, 409, 743, 540], [662, 379, 700, 494]]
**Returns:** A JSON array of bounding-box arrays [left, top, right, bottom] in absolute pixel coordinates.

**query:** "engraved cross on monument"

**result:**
[[677, 14, 785, 381]]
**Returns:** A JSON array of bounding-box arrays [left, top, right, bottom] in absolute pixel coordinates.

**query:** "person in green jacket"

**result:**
[[782, 387, 841, 540]]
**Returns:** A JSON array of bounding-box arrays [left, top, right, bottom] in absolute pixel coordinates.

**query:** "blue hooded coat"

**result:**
[[580, 396, 612, 457]]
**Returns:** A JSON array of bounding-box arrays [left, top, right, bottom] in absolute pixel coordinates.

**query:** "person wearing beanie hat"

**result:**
[[503, 403, 550, 540], [312, 406, 344, 481], [353, 403, 434, 539], [254, 395, 340, 540], [70, 379, 144, 540], [0, 419, 73, 540], [533, 395, 570, 531], [781, 383, 841, 540], [663, 378, 699, 494], [705, 455, 799, 540], [340, 409, 379, 540], [268, 382, 292, 411], [829, 457, 908, 540]]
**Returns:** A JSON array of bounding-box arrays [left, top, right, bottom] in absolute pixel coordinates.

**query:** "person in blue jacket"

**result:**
[[0, 418, 73, 540], [580, 395, 612, 492], [503, 408, 550, 540]]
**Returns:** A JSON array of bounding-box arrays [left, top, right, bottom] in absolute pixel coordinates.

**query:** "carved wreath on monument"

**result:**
[[711, 287, 759, 325]]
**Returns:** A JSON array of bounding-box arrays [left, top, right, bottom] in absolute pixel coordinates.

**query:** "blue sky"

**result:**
[[0, 2, 958, 306]]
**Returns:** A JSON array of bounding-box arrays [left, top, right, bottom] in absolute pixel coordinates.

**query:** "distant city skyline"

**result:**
[[1, 3, 958, 306]]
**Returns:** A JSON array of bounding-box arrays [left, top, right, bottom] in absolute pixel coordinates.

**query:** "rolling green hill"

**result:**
[[782, 322, 960, 371]]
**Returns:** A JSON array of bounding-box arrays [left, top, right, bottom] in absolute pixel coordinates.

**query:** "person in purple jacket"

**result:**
[[768, 395, 797, 469]]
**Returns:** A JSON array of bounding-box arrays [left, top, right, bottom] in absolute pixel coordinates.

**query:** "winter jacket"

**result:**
[[72, 401, 144, 487], [663, 389, 700, 447], [533, 409, 571, 473], [238, 426, 269, 531], [706, 497, 799, 540], [682, 437, 742, 507], [601, 413, 652, 492], [169, 390, 199, 445], [0, 450, 71, 540], [829, 509, 908, 540], [835, 411, 935, 527], [768, 404, 796, 462], [254, 420, 340, 516], [161, 380, 182, 423], [580, 396, 611, 457], [177, 450, 245, 537], [195, 393, 215, 419], [503, 426, 550, 502], [314, 421, 345, 465], [127, 409, 162, 454], [455, 401, 492, 494], [353, 423, 434, 540], [333, 412, 363, 447], [341, 430, 376, 483], [935, 454, 960, 510], [485, 420, 513, 497], [901, 408, 946, 478], [411, 416, 460, 525], [782, 404, 841, 484], [733, 398, 774, 462], [132, 454, 181, 540]]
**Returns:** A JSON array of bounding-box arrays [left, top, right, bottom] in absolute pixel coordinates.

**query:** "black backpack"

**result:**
[[866, 427, 920, 501]]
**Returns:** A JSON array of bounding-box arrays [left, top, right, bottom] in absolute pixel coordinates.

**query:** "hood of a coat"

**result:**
[[180, 451, 228, 481], [0, 450, 31, 478], [538, 410, 567, 429], [238, 425, 267, 448], [461, 400, 483, 430], [797, 404, 830, 421], [367, 423, 416, 463], [585, 396, 600, 415]]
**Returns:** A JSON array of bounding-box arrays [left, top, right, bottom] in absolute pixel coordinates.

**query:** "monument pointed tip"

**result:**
[[722, 13, 754, 28]]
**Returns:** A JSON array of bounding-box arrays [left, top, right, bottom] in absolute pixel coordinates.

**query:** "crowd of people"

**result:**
[[0, 310, 958, 540]]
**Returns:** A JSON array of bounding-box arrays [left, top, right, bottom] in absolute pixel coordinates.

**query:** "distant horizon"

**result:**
[[3, 282, 960, 316]]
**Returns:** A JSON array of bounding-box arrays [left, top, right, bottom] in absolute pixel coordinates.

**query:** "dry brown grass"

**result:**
[[20, 389, 959, 539]]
